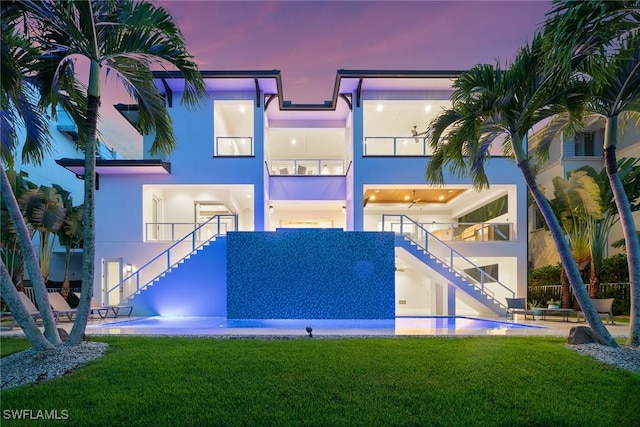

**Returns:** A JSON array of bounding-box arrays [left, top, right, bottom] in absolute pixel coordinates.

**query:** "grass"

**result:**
[[1, 336, 639, 426]]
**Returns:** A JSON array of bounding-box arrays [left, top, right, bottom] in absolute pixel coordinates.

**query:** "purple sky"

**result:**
[[102, 0, 551, 156], [153, 0, 550, 103]]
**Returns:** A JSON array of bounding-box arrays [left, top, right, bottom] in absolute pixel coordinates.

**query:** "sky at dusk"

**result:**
[[100, 0, 552, 157]]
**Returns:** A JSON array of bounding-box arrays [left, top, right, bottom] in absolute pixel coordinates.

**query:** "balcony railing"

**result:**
[[422, 222, 513, 242], [270, 158, 345, 176], [215, 136, 254, 156], [108, 214, 238, 303], [146, 215, 238, 242], [363, 136, 432, 156]]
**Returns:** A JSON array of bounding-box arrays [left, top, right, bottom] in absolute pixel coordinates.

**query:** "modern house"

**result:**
[[528, 115, 640, 269], [52, 69, 529, 320]]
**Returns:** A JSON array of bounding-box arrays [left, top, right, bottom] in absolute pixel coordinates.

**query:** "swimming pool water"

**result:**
[[93, 316, 542, 333]]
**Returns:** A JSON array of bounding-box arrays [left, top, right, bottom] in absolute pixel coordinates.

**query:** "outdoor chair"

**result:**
[[47, 292, 78, 322], [1, 292, 43, 329], [74, 293, 133, 319], [577, 298, 615, 325], [505, 297, 531, 320]]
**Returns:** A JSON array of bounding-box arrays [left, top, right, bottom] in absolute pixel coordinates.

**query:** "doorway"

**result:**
[[103, 258, 123, 306]]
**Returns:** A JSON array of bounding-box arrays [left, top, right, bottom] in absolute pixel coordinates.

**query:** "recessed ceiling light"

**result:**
[[404, 195, 410, 200], [438, 195, 445, 201], [376, 104, 383, 112], [424, 104, 432, 112], [246, 194, 252, 198], [239, 105, 246, 113], [375, 190, 380, 193], [448, 190, 454, 193], [291, 139, 296, 145], [403, 139, 408, 145], [370, 195, 376, 200]]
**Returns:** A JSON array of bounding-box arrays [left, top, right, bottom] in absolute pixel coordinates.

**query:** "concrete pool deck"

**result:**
[[1, 316, 630, 339]]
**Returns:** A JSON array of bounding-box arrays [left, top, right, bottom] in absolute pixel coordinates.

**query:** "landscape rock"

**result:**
[[568, 326, 598, 345]]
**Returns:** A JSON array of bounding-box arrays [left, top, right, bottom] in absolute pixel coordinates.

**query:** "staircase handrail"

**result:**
[[106, 214, 237, 299], [384, 214, 514, 298]]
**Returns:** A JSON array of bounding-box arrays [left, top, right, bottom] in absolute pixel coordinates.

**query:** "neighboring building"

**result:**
[[11, 108, 121, 284], [53, 70, 529, 319], [528, 115, 640, 269]]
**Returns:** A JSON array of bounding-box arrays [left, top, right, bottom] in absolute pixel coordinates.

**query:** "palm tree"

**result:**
[[543, 0, 640, 346], [19, 185, 66, 282], [576, 158, 640, 298], [18, 0, 205, 345], [1, 3, 61, 348], [54, 184, 84, 300], [549, 171, 603, 307], [424, 34, 617, 347]]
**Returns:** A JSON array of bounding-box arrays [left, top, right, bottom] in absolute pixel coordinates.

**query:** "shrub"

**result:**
[[529, 263, 562, 287], [600, 254, 629, 283]]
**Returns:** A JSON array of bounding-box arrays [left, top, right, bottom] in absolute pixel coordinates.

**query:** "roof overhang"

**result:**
[[56, 158, 171, 175], [109, 69, 464, 128]]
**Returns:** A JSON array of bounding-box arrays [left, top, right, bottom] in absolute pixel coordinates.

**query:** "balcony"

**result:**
[[269, 158, 345, 176], [214, 137, 254, 156], [364, 136, 432, 156]]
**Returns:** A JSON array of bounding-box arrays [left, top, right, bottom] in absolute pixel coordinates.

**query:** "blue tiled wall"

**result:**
[[227, 229, 395, 319]]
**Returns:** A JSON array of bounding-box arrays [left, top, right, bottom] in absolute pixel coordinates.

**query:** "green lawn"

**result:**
[[1, 336, 638, 426]]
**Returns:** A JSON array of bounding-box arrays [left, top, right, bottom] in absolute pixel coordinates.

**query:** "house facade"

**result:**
[[55, 70, 529, 319]]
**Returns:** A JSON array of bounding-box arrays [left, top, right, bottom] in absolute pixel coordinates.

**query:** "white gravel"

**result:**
[[1, 339, 637, 391], [1, 341, 109, 391]]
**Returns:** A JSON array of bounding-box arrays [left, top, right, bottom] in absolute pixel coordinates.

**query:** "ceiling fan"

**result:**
[[408, 190, 421, 208], [411, 126, 427, 143]]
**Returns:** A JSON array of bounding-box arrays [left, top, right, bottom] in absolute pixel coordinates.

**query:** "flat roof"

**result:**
[[126, 69, 461, 126]]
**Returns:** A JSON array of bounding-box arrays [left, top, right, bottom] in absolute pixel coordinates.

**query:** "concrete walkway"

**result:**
[[1, 315, 630, 339]]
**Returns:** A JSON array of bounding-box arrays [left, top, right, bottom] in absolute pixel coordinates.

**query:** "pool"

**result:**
[[88, 316, 543, 336]]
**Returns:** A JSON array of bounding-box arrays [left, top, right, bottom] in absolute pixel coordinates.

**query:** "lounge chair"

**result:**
[[577, 298, 615, 325], [74, 293, 133, 319], [505, 297, 531, 320], [1, 292, 43, 329], [47, 292, 78, 322]]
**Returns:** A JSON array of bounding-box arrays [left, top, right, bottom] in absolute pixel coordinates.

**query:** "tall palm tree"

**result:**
[[1, 3, 61, 348], [19, 0, 205, 346], [424, 35, 618, 347], [543, 0, 640, 346]]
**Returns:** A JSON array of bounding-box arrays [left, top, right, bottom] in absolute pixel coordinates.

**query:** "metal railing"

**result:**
[[106, 214, 237, 304], [146, 216, 237, 242], [215, 136, 253, 156], [422, 222, 513, 242], [383, 214, 515, 300], [364, 136, 432, 156], [269, 158, 345, 175], [530, 283, 630, 300]]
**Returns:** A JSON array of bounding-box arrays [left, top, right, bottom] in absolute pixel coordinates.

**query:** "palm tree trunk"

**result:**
[[604, 116, 639, 346], [589, 262, 600, 299], [67, 60, 100, 346], [1, 167, 61, 346], [560, 268, 572, 308], [1, 259, 54, 350], [518, 159, 617, 347]]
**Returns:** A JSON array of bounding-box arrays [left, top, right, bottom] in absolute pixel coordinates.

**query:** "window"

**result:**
[[575, 132, 595, 156], [213, 100, 254, 156]]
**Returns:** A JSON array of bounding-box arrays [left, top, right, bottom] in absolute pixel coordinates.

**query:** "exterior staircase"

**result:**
[[106, 215, 236, 316], [384, 215, 513, 316]]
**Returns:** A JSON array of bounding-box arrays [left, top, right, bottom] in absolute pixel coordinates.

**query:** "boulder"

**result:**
[[567, 326, 598, 345]]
